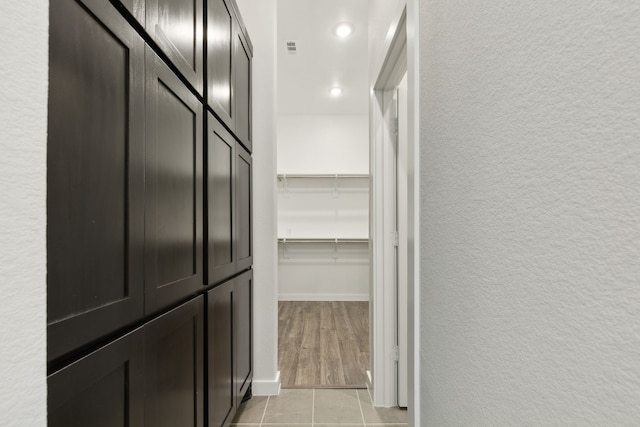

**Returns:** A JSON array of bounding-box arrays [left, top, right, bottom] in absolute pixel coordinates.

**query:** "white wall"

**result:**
[[419, 1, 640, 425], [235, 0, 281, 395], [0, 1, 48, 425], [278, 245, 368, 301], [278, 115, 369, 174]]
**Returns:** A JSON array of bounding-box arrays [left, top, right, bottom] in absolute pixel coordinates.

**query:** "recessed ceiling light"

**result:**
[[335, 23, 353, 38], [330, 87, 343, 97]]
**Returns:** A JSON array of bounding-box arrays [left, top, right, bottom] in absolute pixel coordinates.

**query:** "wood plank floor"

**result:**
[[278, 301, 369, 388]]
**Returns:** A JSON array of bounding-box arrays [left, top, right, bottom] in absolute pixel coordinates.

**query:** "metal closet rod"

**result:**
[[277, 237, 369, 243], [277, 173, 369, 179]]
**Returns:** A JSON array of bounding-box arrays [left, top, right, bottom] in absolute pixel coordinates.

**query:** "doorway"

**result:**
[[369, 4, 416, 412], [275, 0, 371, 389]]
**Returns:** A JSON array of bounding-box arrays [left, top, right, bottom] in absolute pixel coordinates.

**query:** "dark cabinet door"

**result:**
[[236, 144, 253, 271], [207, 0, 235, 129], [207, 271, 252, 426], [144, 297, 204, 427], [145, 49, 203, 314], [207, 281, 235, 427], [47, 0, 145, 362], [147, 0, 203, 94], [234, 270, 253, 401], [48, 327, 144, 427], [207, 115, 252, 283], [207, 114, 237, 284], [233, 27, 252, 151]]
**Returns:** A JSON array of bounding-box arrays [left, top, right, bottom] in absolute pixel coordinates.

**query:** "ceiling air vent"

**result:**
[[286, 41, 297, 55]]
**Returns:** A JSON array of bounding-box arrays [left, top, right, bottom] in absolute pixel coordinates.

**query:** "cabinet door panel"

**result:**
[[48, 328, 144, 427], [144, 297, 204, 427], [145, 50, 203, 314], [207, 0, 234, 129], [208, 115, 237, 284], [234, 270, 253, 400], [115, 0, 144, 24], [233, 29, 251, 151], [236, 144, 252, 271], [147, 0, 203, 94], [47, 0, 145, 362], [207, 281, 235, 427]]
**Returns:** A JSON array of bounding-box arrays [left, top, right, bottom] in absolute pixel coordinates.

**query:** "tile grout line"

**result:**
[[356, 389, 367, 426], [311, 388, 315, 426], [259, 395, 270, 427]]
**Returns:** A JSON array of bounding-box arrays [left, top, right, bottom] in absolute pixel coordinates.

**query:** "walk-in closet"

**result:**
[[276, 0, 371, 389]]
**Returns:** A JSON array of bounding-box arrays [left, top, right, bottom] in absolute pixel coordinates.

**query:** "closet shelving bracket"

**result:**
[[278, 237, 369, 259], [277, 173, 369, 197]]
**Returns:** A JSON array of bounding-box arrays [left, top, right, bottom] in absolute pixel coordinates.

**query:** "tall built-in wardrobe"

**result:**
[[46, 0, 253, 425]]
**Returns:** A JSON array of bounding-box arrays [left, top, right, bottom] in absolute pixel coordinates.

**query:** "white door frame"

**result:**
[[369, 2, 420, 425]]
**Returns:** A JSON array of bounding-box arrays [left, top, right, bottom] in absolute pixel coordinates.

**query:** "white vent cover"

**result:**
[[285, 41, 297, 54]]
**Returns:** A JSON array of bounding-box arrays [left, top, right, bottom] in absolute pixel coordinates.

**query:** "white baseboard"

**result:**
[[252, 371, 281, 396], [278, 293, 369, 301]]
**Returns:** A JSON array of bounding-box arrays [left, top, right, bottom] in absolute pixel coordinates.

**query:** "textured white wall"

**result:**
[[419, 1, 640, 425], [235, 0, 281, 395], [278, 115, 369, 174], [0, 1, 48, 425]]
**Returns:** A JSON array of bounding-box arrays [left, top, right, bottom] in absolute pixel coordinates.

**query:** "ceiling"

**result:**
[[277, 0, 370, 115]]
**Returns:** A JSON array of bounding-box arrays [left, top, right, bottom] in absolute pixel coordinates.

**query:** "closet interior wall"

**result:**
[[46, 0, 253, 425], [277, 115, 369, 301]]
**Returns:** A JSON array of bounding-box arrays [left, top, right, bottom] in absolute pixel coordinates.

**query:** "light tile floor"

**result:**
[[232, 388, 408, 427]]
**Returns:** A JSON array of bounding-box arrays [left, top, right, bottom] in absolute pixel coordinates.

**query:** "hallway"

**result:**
[[231, 388, 407, 426], [3, 0, 640, 426]]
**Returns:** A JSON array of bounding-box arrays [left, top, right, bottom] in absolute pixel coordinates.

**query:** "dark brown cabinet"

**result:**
[[145, 48, 204, 314], [233, 28, 252, 151], [147, 0, 204, 95], [207, 0, 253, 152], [113, 0, 203, 95], [207, 280, 234, 427], [236, 144, 253, 271], [115, 0, 145, 24], [48, 0, 253, 424], [207, 115, 236, 283], [49, 297, 204, 427], [49, 327, 144, 427], [47, 0, 145, 362], [234, 270, 253, 402], [207, 115, 253, 285], [207, 270, 253, 427], [144, 297, 204, 427], [207, 0, 235, 129]]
